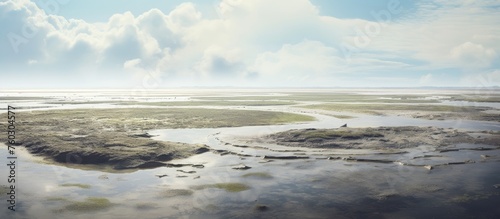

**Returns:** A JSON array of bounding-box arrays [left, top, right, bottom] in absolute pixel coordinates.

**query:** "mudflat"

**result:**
[[265, 126, 500, 149], [2, 108, 313, 170]]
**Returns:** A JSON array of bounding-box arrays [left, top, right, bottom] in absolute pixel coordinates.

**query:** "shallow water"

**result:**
[[2, 138, 499, 219]]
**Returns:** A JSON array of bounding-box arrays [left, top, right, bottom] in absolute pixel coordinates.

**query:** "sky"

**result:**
[[0, 0, 499, 89]]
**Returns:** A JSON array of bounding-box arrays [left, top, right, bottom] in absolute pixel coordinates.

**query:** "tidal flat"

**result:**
[[0, 108, 313, 170], [1, 88, 500, 219], [266, 126, 500, 149], [301, 103, 500, 121]]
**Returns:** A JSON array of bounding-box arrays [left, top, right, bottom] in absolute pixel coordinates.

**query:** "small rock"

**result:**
[[192, 164, 205, 168], [480, 155, 490, 159], [340, 124, 347, 128], [177, 170, 196, 174], [155, 174, 168, 178], [494, 184, 500, 189], [424, 165, 433, 170], [193, 176, 201, 179]]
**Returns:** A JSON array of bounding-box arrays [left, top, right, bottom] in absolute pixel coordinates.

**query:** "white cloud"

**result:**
[[0, 0, 182, 74], [0, 0, 499, 88], [168, 3, 202, 29], [366, 0, 500, 71], [450, 42, 497, 68], [197, 46, 244, 78], [250, 40, 339, 80]]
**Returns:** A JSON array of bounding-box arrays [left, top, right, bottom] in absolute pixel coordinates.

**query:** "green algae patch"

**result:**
[[191, 183, 250, 192], [60, 183, 91, 189], [62, 197, 114, 212], [160, 189, 194, 198], [0, 185, 9, 196], [241, 172, 273, 179]]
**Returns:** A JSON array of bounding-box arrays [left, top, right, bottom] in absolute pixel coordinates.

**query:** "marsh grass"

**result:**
[[60, 183, 91, 189], [191, 183, 250, 192]]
